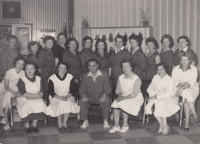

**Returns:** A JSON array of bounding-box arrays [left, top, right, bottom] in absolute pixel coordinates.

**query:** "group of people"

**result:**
[[0, 32, 198, 135]]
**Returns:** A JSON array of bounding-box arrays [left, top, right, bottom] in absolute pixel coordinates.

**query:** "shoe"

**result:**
[[103, 121, 110, 129], [31, 126, 39, 133], [57, 127, 65, 133], [183, 127, 190, 132], [80, 121, 89, 129], [157, 127, 163, 134], [63, 127, 71, 132], [109, 126, 120, 133], [162, 126, 170, 135], [0, 118, 8, 124], [194, 117, 200, 124], [4, 123, 11, 130], [24, 127, 32, 134], [120, 126, 129, 133]]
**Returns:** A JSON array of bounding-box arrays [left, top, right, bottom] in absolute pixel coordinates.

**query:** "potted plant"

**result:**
[[79, 15, 91, 28], [139, 8, 150, 27]]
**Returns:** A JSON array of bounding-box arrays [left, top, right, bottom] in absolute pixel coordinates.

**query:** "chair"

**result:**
[[10, 97, 21, 129], [142, 95, 184, 129]]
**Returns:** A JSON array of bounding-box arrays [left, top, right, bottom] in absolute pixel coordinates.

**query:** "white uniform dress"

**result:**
[[172, 65, 199, 102], [0, 68, 24, 116], [111, 74, 144, 116], [145, 74, 180, 117], [16, 76, 47, 123], [47, 73, 80, 117]]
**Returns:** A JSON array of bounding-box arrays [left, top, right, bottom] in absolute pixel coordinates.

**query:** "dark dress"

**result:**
[[51, 44, 66, 62], [94, 51, 110, 74], [26, 54, 38, 65], [110, 49, 131, 88], [131, 48, 147, 80], [145, 51, 159, 80], [80, 48, 95, 73], [160, 49, 174, 75], [63, 50, 81, 81], [38, 47, 55, 92], [174, 48, 198, 66]]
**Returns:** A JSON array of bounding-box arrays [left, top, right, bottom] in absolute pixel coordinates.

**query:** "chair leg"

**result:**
[[10, 107, 14, 129], [143, 112, 146, 126], [44, 119, 47, 127], [146, 115, 149, 126], [180, 104, 184, 129], [77, 112, 80, 122]]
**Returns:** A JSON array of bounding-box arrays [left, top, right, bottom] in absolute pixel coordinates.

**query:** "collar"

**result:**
[[87, 70, 102, 77], [115, 46, 124, 53], [179, 46, 188, 52], [25, 74, 36, 82], [56, 72, 67, 81], [123, 72, 134, 80], [179, 64, 191, 71]]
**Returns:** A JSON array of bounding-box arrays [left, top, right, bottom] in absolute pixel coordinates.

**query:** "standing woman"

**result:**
[[94, 39, 111, 75], [17, 62, 47, 133], [110, 35, 131, 89], [160, 35, 174, 75], [145, 37, 161, 80], [80, 36, 95, 73], [63, 38, 81, 90], [26, 41, 39, 65], [129, 34, 146, 80], [52, 32, 67, 65], [38, 36, 55, 95], [174, 36, 197, 66], [172, 52, 199, 131], [0, 56, 25, 130], [48, 62, 80, 132]]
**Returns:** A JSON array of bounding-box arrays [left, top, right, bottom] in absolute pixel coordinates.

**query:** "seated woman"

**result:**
[[145, 63, 180, 135], [172, 52, 199, 132], [16, 61, 47, 134], [109, 59, 144, 133], [48, 62, 80, 132], [0, 56, 25, 130]]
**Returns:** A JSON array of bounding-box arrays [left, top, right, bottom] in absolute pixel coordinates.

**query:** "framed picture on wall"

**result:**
[[2, 1, 21, 18]]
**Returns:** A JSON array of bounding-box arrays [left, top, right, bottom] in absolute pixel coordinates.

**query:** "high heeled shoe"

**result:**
[[157, 127, 163, 134], [183, 127, 190, 132], [162, 126, 170, 135], [194, 117, 200, 124]]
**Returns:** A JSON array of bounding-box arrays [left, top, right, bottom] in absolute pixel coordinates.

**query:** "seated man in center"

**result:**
[[79, 59, 112, 129]]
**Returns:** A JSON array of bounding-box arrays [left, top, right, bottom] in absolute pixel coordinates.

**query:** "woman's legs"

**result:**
[[57, 114, 63, 128], [186, 101, 198, 119], [155, 117, 163, 129], [32, 120, 38, 127], [184, 101, 190, 128], [122, 111, 128, 127], [3, 105, 9, 118], [113, 109, 120, 127], [63, 113, 70, 128]]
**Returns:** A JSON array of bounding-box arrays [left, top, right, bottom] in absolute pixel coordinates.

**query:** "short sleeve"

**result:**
[[4, 69, 12, 79], [17, 79, 26, 95]]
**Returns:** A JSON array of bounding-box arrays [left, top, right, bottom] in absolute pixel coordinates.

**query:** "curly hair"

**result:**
[[129, 34, 142, 47], [121, 59, 135, 71], [27, 41, 39, 51], [43, 35, 55, 44], [82, 36, 93, 48], [146, 37, 159, 49], [66, 38, 79, 50], [95, 39, 107, 52], [160, 34, 174, 48], [177, 36, 191, 48]]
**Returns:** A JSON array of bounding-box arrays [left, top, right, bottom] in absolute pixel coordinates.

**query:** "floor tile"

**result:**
[[156, 135, 194, 144], [28, 135, 60, 144], [62, 142, 93, 144], [89, 131, 122, 141], [128, 121, 143, 129], [87, 124, 109, 132], [29, 127, 58, 136], [59, 132, 92, 143], [173, 125, 200, 134], [67, 125, 88, 133], [128, 137, 161, 144], [184, 133, 200, 144], [120, 129, 152, 138], [0, 129, 28, 138], [145, 127, 180, 136], [0, 137, 28, 144], [93, 139, 128, 144]]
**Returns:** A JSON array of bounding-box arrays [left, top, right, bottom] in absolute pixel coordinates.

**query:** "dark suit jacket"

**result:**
[[0, 46, 19, 76], [79, 70, 111, 99]]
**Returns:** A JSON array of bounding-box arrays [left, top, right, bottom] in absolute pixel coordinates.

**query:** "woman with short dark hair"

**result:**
[[26, 41, 40, 65], [129, 34, 146, 80], [172, 52, 199, 131], [145, 37, 161, 80], [174, 36, 197, 66], [80, 36, 95, 73], [16, 61, 47, 134], [145, 63, 179, 135], [160, 34, 174, 75], [0, 56, 25, 130], [38, 35, 55, 95], [109, 59, 143, 134]]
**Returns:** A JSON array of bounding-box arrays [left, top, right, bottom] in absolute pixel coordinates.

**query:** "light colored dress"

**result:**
[[111, 74, 144, 116], [47, 73, 80, 117], [16, 76, 47, 122], [145, 74, 180, 117], [0, 68, 24, 116], [172, 65, 199, 102]]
